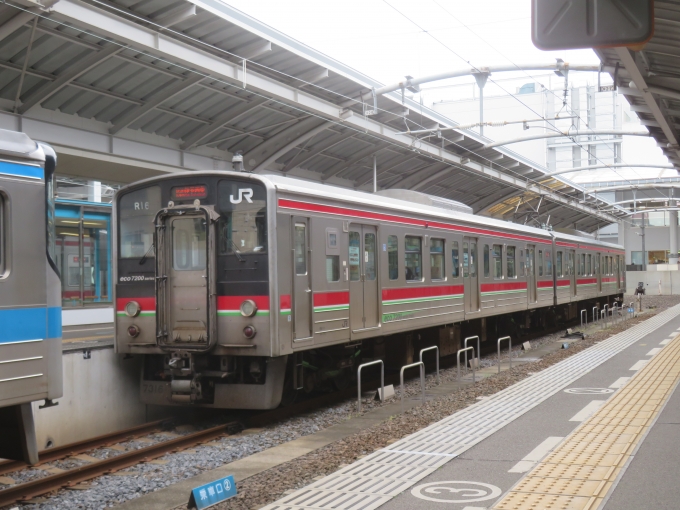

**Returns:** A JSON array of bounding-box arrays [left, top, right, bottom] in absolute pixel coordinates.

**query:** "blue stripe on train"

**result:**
[[0, 161, 43, 180], [0, 307, 62, 344]]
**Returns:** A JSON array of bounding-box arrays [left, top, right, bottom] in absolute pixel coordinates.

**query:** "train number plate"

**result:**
[[142, 382, 167, 394]]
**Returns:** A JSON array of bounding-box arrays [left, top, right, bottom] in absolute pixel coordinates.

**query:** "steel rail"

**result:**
[[0, 418, 174, 476], [0, 422, 240, 507]]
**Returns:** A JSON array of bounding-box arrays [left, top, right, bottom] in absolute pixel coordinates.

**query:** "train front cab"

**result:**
[[0, 130, 62, 464], [114, 174, 286, 409]]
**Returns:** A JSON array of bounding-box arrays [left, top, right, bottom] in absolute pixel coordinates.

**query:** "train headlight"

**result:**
[[240, 300, 257, 317], [125, 300, 141, 317], [243, 325, 256, 339], [127, 325, 140, 337]]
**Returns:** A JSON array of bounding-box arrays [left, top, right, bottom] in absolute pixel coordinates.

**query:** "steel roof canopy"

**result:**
[[0, 0, 622, 231]]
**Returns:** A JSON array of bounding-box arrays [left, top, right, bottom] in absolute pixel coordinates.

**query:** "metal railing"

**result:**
[[629, 301, 635, 319], [580, 309, 587, 328], [419, 346, 440, 384], [464, 335, 480, 373], [601, 309, 607, 329], [357, 360, 384, 414], [593, 306, 599, 324], [457, 347, 476, 383], [498, 336, 512, 374], [400, 361, 425, 414]]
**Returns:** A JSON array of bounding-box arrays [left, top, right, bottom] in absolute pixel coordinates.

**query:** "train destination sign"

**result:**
[[188, 475, 236, 509], [172, 184, 208, 200]]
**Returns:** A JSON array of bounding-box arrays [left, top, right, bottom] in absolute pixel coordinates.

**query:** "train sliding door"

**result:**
[[292, 218, 312, 341], [463, 237, 480, 313], [526, 245, 537, 303], [348, 225, 379, 332]]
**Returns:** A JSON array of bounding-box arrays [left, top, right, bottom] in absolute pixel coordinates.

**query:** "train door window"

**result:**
[[388, 235, 398, 280], [325, 227, 340, 282], [507, 246, 516, 278], [364, 232, 376, 281], [349, 231, 360, 281], [430, 238, 445, 280], [538, 250, 544, 276], [470, 241, 478, 277], [405, 236, 422, 281], [483, 244, 490, 277], [294, 223, 307, 275], [556, 251, 563, 277], [519, 249, 525, 277], [546, 250, 552, 274], [463, 241, 469, 277], [172, 218, 206, 271], [451, 241, 460, 278], [492, 244, 503, 279], [326, 257, 339, 282], [587, 254, 592, 275]]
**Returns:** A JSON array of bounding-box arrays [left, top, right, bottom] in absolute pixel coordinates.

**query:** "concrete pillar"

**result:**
[[670, 210, 678, 265]]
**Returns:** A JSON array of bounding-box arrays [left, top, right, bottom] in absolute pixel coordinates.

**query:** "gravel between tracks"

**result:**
[[4, 295, 678, 510]]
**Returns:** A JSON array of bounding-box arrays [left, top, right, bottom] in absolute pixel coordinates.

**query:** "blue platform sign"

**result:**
[[189, 475, 236, 509]]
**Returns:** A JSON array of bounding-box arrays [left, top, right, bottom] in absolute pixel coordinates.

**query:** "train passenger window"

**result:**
[[430, 238, 445, 280], [556, 252, 563, 277], [119, 186, 161, 258], [365, 233, 376, 281], [507, 246, 516, 278], [546, 250, 552, 274], [470, 242, 478, 277], [172, 217, 206, 271], [349, 231, 360, 281], [538, 250, 543, 276], [483, 245, 490, 277], [451, 241, 460, 278], [519, 249, 525, 277], [388, 235, 398, 280], [580, 254, 585, 276], [463, 242, 469, 277], [405, 236, 422, 281], [295, 224, 307, 275], [587, 254, 592, 275], [326, 256, 339, 282], [492, 244, 503, 279]]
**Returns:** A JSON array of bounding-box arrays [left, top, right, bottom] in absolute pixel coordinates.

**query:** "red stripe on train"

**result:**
[[382, 285, 464, 301], [556, 279, 570, 287], [280, 294, 291, 309], [116, 297, 156, 311], [537, 281, 554, 288], [279, 199, 552, 245], [577, 278, 597, 285], [313, 291, 349, 307], [217, 296, 270, 310], [480, 282, 527, 292]]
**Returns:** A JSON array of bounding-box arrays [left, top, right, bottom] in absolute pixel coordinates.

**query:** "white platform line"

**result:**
[[630, 360, 649, 371], [569, 400, 607, 422], [646, 348, 662, 356], [661, 339, 672, 345], [610, 377, 630, 389], [508, 436, 564, 473]]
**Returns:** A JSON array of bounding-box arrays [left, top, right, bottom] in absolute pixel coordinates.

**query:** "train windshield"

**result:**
[[217, 180, 267, 254], [119, 186, 161, 258]]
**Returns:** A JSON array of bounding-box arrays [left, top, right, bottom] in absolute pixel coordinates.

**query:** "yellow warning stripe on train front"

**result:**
[[492, 333, 680, 510]]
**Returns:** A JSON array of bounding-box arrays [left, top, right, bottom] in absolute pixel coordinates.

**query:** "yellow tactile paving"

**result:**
[[492, 334, 680, 510]]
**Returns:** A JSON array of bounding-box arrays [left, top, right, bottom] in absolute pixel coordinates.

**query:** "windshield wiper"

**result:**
[[230, 239, 245, 262], [139, 243, 154, 265]]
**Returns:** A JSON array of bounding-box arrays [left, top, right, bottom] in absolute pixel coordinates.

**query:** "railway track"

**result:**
[[0, 421, 241, 507]]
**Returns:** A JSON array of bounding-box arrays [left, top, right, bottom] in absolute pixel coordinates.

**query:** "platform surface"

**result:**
[[260, 304, 680, 510]]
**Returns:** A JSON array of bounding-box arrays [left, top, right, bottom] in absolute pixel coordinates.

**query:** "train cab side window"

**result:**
[[492, 244, 503, 279], [294, 224, 307, 275], [388, 235, 398, 280], [546, 250, 552, 274], [430, 238, 445, 280], [538, 250, 544, 276], [556, 251, 563, 277], [507, 246, 516, 278], [483, 244, 490, 277], [451, 241, 460, 278], [405, 236, 422, 281]]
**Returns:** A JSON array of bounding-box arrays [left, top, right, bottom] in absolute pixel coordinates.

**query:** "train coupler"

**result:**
[[170, 377, 203, 403]]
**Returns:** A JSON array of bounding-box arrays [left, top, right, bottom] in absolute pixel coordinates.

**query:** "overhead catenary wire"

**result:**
[[0, 1, 621, 228]]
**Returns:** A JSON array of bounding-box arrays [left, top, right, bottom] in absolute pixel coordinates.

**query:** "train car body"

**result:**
[[114, 171, 624, 409], [0, 129, 62, 464]]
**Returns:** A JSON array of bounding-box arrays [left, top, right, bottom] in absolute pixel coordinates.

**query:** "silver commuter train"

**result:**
[[0, 129, 62, 464], [114, 169, 624, 409]]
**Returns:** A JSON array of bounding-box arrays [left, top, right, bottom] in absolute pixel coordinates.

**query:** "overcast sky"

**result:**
[[224, 0, 671, 181]]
